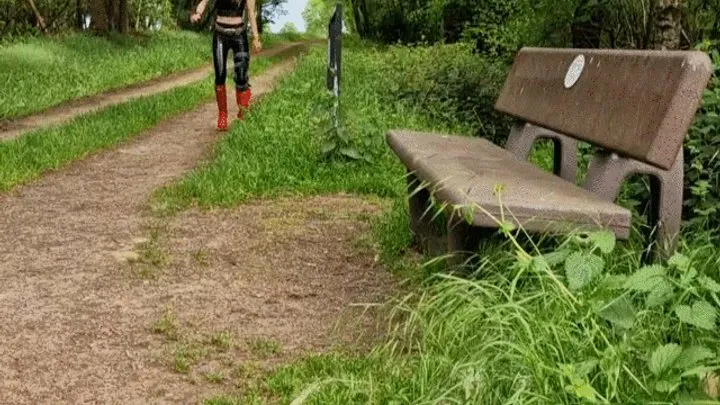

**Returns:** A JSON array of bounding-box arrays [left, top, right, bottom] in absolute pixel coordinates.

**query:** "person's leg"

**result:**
[[212, 30, 231, 131], [230, 30, 251, 120]]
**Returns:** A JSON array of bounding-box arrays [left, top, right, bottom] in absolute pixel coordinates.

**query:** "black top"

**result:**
[[214, 0, 246, 18]]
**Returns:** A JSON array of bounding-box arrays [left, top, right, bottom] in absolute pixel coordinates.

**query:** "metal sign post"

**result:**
[[327, 2, 342, 96], [327, 2, 343, 135]]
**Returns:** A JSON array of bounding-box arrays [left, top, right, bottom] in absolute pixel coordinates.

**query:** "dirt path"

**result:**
[[0, 47, 393, 404], [0, 41, 311, 141]]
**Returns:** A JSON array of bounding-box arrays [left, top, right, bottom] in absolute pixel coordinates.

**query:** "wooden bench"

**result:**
[[387, 47, 712, 266]]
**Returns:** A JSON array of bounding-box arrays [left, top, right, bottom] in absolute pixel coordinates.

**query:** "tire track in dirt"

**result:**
[[0, 42, 393, 404]]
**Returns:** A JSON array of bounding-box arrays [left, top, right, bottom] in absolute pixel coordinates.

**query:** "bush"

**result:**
[[685, 41, 720, 232], [378, 42, 513, 145]]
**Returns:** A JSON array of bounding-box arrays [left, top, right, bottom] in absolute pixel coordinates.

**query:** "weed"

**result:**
[[193, 248, 210, 266], [172, 342, 208, 374], [247, 337, 282, 358], [130, 222, 170, 279], [209, 331, 233, 352], [150, 308, 178, 340], [204, 372, 226, 384]]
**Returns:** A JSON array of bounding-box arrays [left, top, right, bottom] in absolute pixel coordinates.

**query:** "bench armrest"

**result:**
[[504, 123, 578, 184]]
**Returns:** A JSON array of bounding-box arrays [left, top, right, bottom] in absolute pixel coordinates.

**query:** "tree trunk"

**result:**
[[571, 0, 605, 48], [651, 0, 683, 50], [25, 0, 47, 31], [88, 0, 110, 32], [118, 0, 129, 33], [76, 0, 84, 29], [350, 0, 367, 38]]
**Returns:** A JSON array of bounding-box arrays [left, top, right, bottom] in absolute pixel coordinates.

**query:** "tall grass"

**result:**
[[261, 199, 720, 403]]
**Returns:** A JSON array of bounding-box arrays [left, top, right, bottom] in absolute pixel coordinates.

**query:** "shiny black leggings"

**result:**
[[212, 27, 250, 91]]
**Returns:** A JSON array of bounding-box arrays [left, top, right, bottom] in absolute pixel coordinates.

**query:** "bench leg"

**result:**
[[585, 149, 684, 263], [647, 152, 684, 261], [407, 172, 446, 256], [446, 214, 487, 270]]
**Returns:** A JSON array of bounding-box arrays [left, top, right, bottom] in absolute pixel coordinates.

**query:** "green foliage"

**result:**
[[377, 42, 513, 144], [685, 41, 720, 232], [0, 31, 209, 119], [261, 223, 720, 403], [278, 22, 298, 34], [302, 0, 334, 36], [130, 0, 175, 30]]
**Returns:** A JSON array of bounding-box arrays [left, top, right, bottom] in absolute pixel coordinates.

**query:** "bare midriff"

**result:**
[[216, 16, 243, 26]]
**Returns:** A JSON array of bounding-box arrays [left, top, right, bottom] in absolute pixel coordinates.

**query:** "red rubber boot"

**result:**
[[215, 85, 228, 131], [236, 88, 252, 120]]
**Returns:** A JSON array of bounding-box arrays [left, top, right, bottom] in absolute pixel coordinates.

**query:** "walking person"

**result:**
[[191, 0, 263, 131]]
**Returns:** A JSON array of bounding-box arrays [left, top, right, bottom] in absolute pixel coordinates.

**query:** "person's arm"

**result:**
[[246, 0, 262, 52], [191, 0, 210, 23]]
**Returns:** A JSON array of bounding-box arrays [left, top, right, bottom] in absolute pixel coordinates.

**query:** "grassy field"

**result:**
[[0, 53, 280, 192], [0, 31, 307, 120], [152, 41, 720, 404]]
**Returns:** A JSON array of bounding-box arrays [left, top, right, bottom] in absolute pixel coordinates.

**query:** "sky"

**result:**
[[269, 0, 308, 33]]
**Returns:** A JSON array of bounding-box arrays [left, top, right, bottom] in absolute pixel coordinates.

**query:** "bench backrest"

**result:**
[[494, 47, 713, 170]]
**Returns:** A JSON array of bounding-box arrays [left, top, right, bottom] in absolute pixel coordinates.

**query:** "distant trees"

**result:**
[[338, 0, 700, 52], [1, 0, 287, 37]]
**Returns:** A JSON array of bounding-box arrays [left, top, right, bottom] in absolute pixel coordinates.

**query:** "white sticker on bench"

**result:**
[[564, 54, 585, 89]]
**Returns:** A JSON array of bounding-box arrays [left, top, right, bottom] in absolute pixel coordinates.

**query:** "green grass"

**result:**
[[153, 46, 468, 212], [0, 31, 307, 120], [167, 41, 720, 404], [0, 52, 280, 193], [247, 337, 283, 358]]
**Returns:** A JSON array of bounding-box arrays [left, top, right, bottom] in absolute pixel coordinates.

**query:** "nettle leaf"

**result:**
[[698, 275, 720, 293], [589, 230, 616, 254], [461, 206, 474, 225], [623, 265, 666, 292], [598, 274, 629, 290], [339, 147, 362, 160], [321, 140, 337, 154], [654, 379, 680, 393], [573, 383, 598, 401], [499, 221, 516, 234], [531, 255, 550, 274], [597, 296, 636, 329], [543, 249, 571, 267], [565, 252, 605, 291], [649, 343, 683, 376], [575, 359, 599, 377], [668, 253, 691, 271], [681, 268, 699, 286], [645, 280, 675, 309], [675, 346, 715, 370], [676, 300, 717, 330]]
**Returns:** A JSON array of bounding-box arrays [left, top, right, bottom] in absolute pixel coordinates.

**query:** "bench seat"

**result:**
[[387, 130, 632, 238]]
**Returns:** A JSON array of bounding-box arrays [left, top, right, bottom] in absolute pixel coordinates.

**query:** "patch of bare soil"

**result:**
[[140, 195, 394, 401], [0, 47, 393, 404], [0, 41, 312, 141]]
